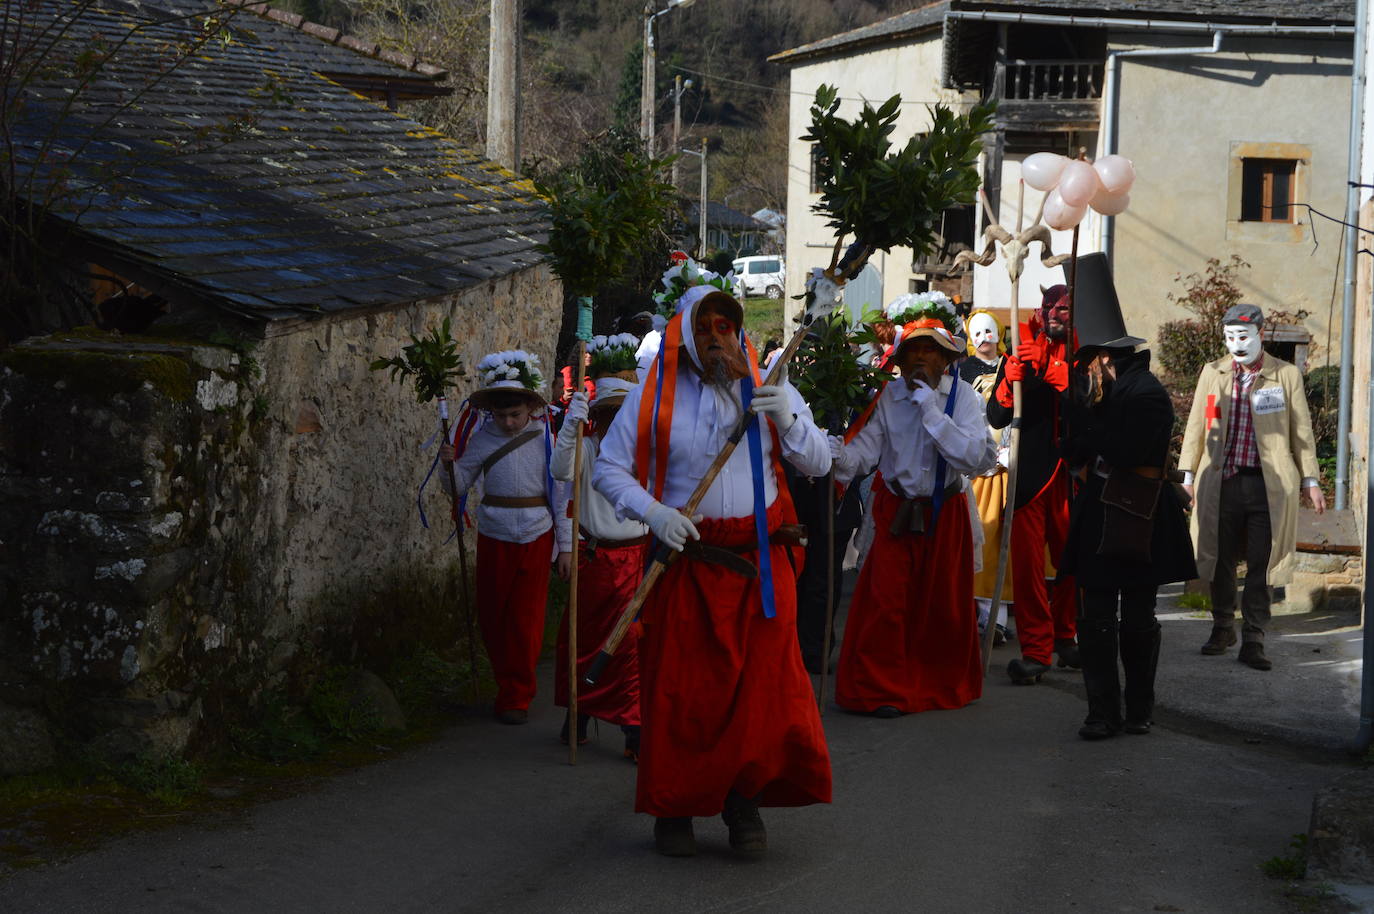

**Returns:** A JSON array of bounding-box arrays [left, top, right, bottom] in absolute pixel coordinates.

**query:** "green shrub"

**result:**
[[1261, 833, 1308, 881], [308, 666, 382, 741], [114, 755, 204, 806]]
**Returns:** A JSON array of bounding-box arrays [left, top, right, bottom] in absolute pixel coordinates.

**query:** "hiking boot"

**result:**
[[653, 817, 696, 857], [1055, 638, 1082, 669], [559, 712, 590, 746], [1007, 656, 1051, 685], [1200, 626, 1237, 655], [722, 792, 767, 856], [1238, 641, 1272, 671], [497, 708, 529, 725]]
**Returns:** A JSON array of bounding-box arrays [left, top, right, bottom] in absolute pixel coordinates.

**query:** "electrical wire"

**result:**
[[667, 63, 979, 107]]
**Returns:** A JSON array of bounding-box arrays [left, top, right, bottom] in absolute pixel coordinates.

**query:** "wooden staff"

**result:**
[[567, 340, 588, 765], [817, 471, 837, 713], [585, 244, 863, 685], [979, 181, 1026, 672], [438, 402, 480, 703]]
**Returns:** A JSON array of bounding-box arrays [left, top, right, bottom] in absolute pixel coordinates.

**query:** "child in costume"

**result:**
[[441, 350, 572, 724]]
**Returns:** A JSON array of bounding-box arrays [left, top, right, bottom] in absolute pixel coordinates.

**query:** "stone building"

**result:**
[[770, 0, 1355, 354], [0, 1, 560, 769]]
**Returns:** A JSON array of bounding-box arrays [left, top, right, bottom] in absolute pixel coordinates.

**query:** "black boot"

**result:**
[[1077, 619, 1122, 740], [722, 790, 767, 856], [1120, 623, 1161, 734]]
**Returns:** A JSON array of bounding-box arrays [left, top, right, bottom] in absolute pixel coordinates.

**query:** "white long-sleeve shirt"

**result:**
[[837, 375, 997, 496], [594, 373, 831, 523], [442, 421, 572, 552], [552, 420, 648, 542]]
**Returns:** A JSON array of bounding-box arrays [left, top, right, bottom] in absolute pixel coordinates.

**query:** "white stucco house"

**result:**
[[770, 0, 1356, 354]]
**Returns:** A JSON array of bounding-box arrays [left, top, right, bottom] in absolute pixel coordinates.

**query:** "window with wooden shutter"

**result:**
[[1240, 158, 1297, 224]]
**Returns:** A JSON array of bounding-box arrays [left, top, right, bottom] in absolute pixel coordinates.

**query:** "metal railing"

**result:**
[[1004, 59, 1104, 100]]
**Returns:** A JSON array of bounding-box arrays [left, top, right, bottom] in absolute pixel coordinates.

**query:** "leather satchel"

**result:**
[[1097, 468, 1163, 565]]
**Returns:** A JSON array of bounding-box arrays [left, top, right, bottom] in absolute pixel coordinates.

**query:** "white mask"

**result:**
[[1223, 324, 1262, 366], [968, 312, 1000, 359]]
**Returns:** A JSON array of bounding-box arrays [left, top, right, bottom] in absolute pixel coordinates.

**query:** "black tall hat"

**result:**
[[1073, 252, 1145, 350]]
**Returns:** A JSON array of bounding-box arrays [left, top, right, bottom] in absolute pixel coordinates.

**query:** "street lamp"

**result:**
[[671, 76, 692, 188], [640, 0, 697, 156], [680, 138, 707, 255]]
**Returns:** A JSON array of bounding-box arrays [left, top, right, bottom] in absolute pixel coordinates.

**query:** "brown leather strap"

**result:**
[[579, 526, 651, 552], [479, 429, 541, 478], [481, 494, 549, 508]]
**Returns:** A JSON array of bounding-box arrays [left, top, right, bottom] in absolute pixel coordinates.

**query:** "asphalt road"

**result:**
[[0, 652, 1346, 914]]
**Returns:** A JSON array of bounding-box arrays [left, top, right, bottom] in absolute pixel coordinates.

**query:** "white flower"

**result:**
[[505, 366, 519, 379]]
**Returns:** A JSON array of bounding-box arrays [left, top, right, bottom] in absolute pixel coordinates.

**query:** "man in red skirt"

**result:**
[[830, 293, 997, 718], [441, 350, 571, 725], [594, 285, 832, 858], [551, 359, 647, 759]]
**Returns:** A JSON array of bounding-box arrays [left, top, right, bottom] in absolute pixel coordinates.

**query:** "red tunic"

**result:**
[[635, 502, 832, 817], [475, 530, 553, 713], [836, 485, 983, 713], [554, 540, 646, 727]]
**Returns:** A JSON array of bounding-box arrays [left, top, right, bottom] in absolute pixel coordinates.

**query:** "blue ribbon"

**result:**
[[929, 365, 960, 529], [739, 370, 777, 619]]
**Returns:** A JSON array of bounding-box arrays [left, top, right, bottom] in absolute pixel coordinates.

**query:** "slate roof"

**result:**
[[8, 0, 547, 324], [683, 201, 767, 231], [770, 0, 1354, 64]]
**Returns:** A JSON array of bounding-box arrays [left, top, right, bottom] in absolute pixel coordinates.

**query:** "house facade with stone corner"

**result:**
[[0, 0, 561, 770], [770, 0, 1354, 354]]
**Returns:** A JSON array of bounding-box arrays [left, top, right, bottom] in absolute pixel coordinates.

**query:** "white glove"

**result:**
[[908, 379, 938, 413], [997, 446, 1011, 469], [750, 371, 795, 435], [829, 435, 857, 477], [566, 391, 589, 425], [644, 502, 701, 552]]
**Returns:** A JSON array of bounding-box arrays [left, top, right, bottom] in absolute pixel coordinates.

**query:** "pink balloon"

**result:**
[[1022, 152, 1067, 192], [1094, 155, 1136, 195], [1043, 187, 1088, 231], [1057, 160, 1101, 208], [1089, 186, 1131, 216]]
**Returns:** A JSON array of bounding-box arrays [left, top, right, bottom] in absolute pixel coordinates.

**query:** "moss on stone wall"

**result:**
[[0, 348, 194, 402]]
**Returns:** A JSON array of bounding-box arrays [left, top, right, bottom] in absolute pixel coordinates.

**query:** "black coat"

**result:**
[[1060, 349, 1198, 590], [986, 341, 1069, 509]]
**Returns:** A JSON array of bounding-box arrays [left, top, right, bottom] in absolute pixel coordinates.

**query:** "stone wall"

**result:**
[[0, 263, 562, 771]]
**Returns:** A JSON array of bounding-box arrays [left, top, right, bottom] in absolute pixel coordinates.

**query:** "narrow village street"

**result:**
[[0, 591, 1357, 914]]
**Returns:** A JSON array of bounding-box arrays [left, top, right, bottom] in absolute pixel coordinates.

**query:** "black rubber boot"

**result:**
[[1077, 619, 1122, 740], [1120, 623, 1161, 734]]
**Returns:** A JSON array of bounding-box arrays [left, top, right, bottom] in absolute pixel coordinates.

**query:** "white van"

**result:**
[[731, 255, 785, 299]]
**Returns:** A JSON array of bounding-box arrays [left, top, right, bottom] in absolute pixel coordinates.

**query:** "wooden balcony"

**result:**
[[996, 59, 1103, 132]]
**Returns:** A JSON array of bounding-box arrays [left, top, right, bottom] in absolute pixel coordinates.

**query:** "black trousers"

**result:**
[[1081, 586, 1159, 631], [1210, 471, 1272, 642], [1079, 586, 1161, 728]]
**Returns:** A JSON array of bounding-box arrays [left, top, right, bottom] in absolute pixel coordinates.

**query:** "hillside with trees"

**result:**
[[279, 0, 907, 213]]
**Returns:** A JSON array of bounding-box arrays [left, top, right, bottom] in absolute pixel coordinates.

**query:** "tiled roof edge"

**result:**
[[222, 0, 449, 79]]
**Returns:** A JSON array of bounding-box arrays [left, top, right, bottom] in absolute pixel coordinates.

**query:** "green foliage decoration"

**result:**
[[791, 309, 887, 435], [368, 316, 466, 403], [803, 86, 995, 264], [533, 144, 677, 300], [586, 333, 640, 376]]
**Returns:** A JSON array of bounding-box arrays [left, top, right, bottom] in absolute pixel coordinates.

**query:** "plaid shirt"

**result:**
[[1223, 357, 1264, 478]]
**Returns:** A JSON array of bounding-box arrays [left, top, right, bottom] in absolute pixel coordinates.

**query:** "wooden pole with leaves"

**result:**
[[587, 87, 996, 685], [368, 318, 480, 699]]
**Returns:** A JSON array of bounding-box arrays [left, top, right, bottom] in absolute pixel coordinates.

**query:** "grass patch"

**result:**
[[743, 296, 784, 348], [1261, 833, 1308, 880], [1176, 592, 1211, 610]]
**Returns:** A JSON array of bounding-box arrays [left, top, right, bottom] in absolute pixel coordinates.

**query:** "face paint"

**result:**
[[1042, 300, 1070, 340], [968, 312, 999, 358], [1223, 324, 1262, 366]]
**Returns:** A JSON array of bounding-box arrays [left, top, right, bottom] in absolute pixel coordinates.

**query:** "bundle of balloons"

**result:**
[[1021, 152, 1136, 231]]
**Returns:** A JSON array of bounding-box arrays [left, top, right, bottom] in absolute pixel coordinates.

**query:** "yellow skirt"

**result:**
[[971, 469, 1014, 601]]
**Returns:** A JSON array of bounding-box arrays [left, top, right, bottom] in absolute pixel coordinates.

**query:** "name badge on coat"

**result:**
[[1252, 386, 1286, 415]]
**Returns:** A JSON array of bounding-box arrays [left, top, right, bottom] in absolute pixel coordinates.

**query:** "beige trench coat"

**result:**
[[1178, 354, 1319, 586]]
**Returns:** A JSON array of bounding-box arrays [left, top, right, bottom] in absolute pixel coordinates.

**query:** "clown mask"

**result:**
[[1223, 324, 1262, 366], [968, 312, 1000, 361]]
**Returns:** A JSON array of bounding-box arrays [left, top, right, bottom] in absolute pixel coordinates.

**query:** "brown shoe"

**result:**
[[653, 817, 696, 856], [1238, 641, 1272, 671], [1200, 627, 1237, 655], [722, 791, 767, 856]]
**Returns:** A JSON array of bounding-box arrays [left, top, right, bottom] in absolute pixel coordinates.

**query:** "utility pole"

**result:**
[[671, 75, 685, 188], [698, 136, 708, 255], [486, 0, 521, 171], [640, 1, 655, 155]]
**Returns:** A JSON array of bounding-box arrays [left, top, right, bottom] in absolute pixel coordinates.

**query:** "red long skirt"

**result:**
[[476, 530, 553, 713], [554, 540, 646, 727], [836, 487, 982, 713], [635, 503, 832, 818]]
